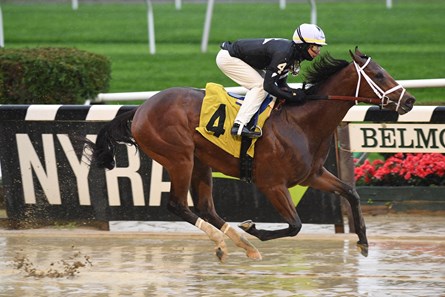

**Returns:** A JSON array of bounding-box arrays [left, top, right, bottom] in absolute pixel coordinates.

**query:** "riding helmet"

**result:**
[[293, 23, 327, 46]]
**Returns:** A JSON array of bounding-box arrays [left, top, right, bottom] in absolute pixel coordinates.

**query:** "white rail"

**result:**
[[91, 78, 445, 103], [393, 78, 445, 88]]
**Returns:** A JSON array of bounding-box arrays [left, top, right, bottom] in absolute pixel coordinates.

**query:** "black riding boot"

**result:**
[[231, 123, 261, 138]]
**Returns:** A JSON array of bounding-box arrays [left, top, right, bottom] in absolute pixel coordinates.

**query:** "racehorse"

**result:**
[[86, 48, 415, 261]]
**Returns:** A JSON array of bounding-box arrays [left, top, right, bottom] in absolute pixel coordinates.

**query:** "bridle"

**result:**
[[353, 57, 406, 111], [301, 55, 408, 110]]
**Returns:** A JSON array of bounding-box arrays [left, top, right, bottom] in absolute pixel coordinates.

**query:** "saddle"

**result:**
[[196, 83, 275, 182]]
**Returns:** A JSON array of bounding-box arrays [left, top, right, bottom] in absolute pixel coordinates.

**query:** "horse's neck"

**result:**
[[303, 63, 358, 134], [287, 100, 353, 138], [280, 62, 358, 139]]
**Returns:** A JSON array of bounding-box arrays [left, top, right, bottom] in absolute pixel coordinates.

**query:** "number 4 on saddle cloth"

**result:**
[[196, 82, 275, 167]]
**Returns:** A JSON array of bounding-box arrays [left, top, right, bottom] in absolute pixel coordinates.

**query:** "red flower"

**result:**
[[354, 153, 445, 186]]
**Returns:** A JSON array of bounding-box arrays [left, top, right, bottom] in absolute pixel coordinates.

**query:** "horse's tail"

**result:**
[[85, 108, 137, 170]]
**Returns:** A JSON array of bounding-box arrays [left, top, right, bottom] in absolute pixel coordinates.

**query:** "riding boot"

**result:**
[[231, 122, 261, 138]]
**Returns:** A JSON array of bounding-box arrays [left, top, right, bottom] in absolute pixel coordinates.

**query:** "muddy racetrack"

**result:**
[[1, 214, 444, 297]]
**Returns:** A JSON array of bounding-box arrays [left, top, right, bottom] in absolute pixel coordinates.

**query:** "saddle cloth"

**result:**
[[196, 82, 274, 158]]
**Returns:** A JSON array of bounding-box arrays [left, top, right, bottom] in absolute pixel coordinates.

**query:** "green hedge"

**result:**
[[0, 47, 110, 104]]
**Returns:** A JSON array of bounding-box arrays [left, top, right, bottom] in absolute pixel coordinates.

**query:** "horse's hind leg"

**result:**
[[190, 158, 262, 260], [131, 96, 228, 261], [308, 167, 368, 257], [136, 144, 228, 261], [164, 162, 230, 262], [239, 185, 303, 241]]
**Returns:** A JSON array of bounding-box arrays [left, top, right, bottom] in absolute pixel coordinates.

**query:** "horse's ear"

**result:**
[[354, 46, 364, 57], [349, 49, 360, 63]]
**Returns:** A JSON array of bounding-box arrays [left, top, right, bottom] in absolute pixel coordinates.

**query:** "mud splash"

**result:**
[[12, 246, 92, 278]]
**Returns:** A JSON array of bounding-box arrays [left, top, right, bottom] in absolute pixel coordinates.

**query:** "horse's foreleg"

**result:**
[[344, 189, 368, 257], [308, 167, 368, 257], [239, 185, 302, 241]]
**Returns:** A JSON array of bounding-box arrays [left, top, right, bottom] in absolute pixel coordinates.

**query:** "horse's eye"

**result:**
[[375, 72, 385, 81]]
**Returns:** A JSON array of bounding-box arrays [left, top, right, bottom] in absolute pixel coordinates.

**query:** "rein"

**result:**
[[307, 95, 382, 105]]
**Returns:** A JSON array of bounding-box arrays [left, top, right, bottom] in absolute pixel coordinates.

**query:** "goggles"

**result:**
[[309, 44, 322, 52]]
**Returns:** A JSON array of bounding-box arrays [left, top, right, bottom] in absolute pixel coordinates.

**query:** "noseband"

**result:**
[[353, 57, 406, 111]]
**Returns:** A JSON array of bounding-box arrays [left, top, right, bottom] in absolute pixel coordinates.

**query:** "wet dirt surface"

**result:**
[[0, 214, 444, 297]]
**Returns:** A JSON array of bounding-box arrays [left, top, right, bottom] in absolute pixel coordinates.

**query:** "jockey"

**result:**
[[216, 23, 327, 138]]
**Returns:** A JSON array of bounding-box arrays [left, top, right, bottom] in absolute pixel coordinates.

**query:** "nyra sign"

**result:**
[[349, 124, 445, 153], [14, 133, 189, 207]]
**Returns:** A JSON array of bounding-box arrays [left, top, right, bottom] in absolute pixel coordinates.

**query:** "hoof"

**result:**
[[247, 250, 262, 261], [238, 220, 255, 232], [357, 241, 369, 257], [215, 247, 228, 263]]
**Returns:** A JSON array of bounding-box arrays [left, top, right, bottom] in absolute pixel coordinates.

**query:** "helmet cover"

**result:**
[[293, 23, 327, 45]]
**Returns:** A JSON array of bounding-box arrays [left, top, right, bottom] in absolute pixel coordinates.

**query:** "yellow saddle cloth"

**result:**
[[196, 83, 274, 158]]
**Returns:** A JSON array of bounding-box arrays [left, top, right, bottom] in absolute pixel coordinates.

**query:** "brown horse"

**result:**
[[87, 48, 415, 261]]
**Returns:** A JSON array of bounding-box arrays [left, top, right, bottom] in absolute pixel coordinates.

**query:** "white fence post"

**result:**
[[201, 0, 214, 53], [146, 0, 156, 55], [0, 6, 4, 48], [72, 0, 78, 10], [175, 0, 182, 10], [309, 0, 317, 25], [386, 0, 393, 9]]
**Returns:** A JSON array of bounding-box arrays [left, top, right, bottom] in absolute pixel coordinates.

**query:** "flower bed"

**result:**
[[354, 153, 445, 212], [355, 153, 445, 187]]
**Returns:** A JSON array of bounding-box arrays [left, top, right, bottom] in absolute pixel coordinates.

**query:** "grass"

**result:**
[[2, 1, 445, 104]]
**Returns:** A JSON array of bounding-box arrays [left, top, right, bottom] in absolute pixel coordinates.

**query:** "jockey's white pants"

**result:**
[[216, 49, 268, 126]]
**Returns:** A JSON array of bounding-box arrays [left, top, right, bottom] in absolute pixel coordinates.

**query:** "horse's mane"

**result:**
[[303, 53, 350, 95]]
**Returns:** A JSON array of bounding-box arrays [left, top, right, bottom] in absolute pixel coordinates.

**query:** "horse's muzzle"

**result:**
[[405, 97, 416, 109], [401, 96, 416, 114]]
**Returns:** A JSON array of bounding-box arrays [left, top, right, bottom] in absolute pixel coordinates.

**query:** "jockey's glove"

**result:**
[[288, 88, 306, 104]]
